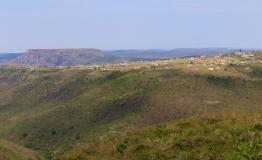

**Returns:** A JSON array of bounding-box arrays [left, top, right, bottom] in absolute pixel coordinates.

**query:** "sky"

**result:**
[[1, 0, 262, 52]]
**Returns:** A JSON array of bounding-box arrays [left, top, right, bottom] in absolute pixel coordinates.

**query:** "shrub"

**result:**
[[254, 124, 262, 131], [207, 76, 235, 87], [250, 67, 262, 78], [136, 144, 147, 152], [116, 143, 127, 154], [228, 142, 262, 160]]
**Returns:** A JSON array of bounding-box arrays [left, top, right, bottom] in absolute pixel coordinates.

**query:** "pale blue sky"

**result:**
[[1, 0, 262, 52]]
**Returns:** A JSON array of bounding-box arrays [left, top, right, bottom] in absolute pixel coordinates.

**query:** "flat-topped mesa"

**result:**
[[26, 48, 104, 55], [15, 48, 123, 66]]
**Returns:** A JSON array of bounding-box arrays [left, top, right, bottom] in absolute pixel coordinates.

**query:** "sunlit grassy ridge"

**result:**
[[0, 53, 262, 159]]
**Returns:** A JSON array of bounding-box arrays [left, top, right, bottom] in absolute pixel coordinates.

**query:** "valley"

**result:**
[[0, 52, 261, 159]]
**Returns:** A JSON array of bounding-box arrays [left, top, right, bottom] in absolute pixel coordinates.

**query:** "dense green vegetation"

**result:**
[[0, 57, 262, 159], [63, 114, 262, 160]]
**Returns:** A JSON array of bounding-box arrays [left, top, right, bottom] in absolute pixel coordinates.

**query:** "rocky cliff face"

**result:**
[[15, 49, 124, 66]]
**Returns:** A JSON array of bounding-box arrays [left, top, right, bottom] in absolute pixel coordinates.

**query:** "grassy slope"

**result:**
[[0, 140, 45, 160], [0, 55, 262, 159], [63, 114, 262, 160]]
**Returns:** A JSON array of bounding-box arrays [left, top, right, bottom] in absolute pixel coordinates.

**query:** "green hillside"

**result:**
[[0, 140, 45, 160], [0, 52, 262, 159], [63, 114, 262, 160]]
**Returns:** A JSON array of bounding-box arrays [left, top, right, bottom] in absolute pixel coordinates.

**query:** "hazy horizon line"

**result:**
[[1, 47, 262, 54]]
